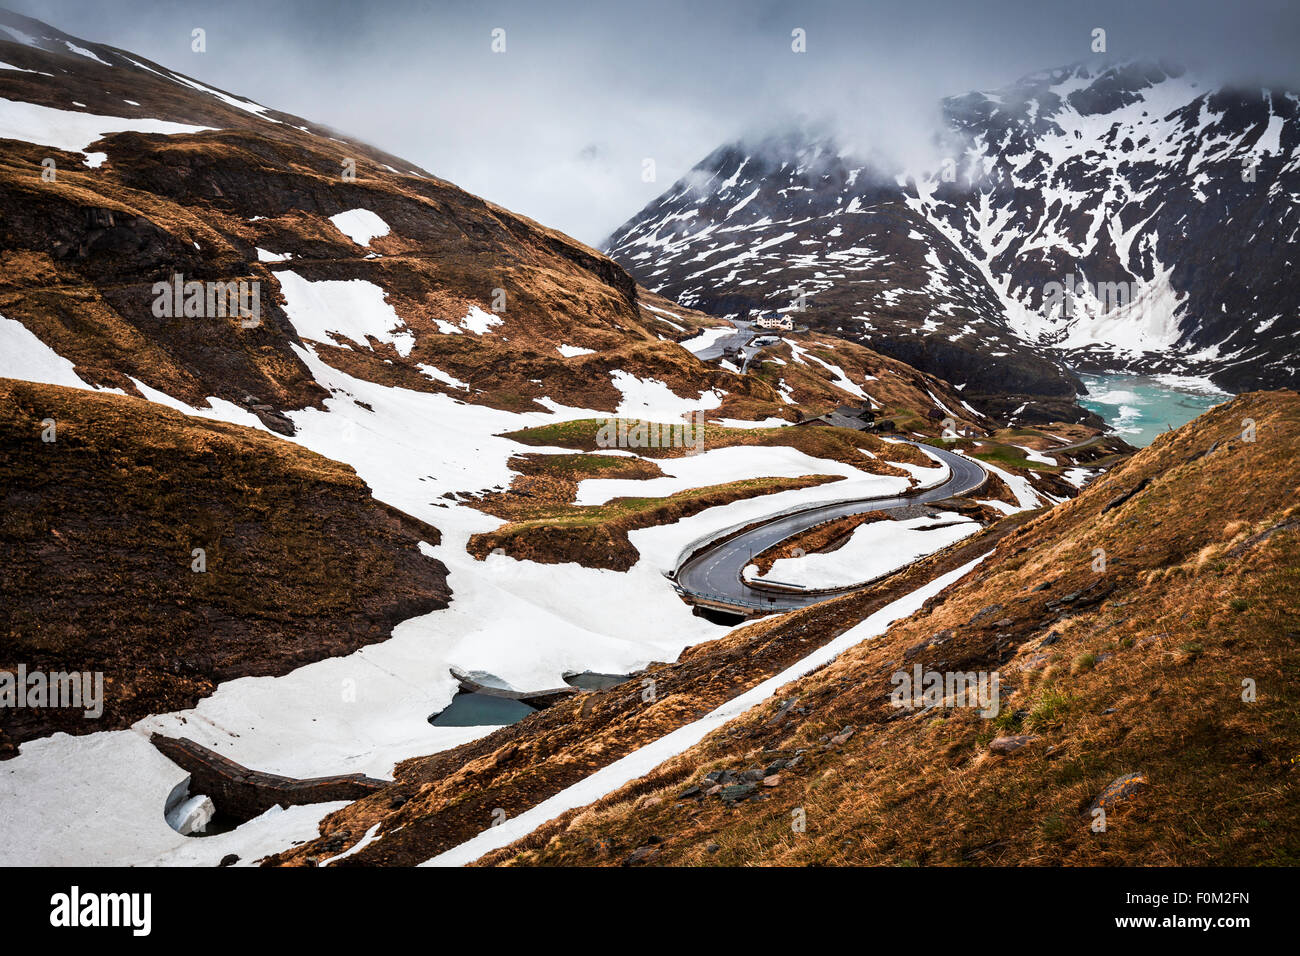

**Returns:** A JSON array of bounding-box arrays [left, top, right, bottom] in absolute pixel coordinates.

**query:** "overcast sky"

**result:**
[[11, 0, 1300, 246]]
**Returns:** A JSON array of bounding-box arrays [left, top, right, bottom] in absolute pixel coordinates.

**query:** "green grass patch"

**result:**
[[1026, 688, 1072, 730], [468, 474, 843, 570], [502, 417, 920, 469]]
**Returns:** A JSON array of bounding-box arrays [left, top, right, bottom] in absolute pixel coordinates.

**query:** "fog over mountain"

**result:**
[[9, 0, 1300, 244]]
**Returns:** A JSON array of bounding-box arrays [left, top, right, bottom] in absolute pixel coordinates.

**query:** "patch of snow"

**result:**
[[0, 315, 101, 390], [610, 371, 722, 419], [1062, 467, 1096, 489], [640, 303, 685, 331], [969, 454, 1042, 509], [1011, 443, 1056, 466], [745, 513, 980, 590], [161, 70, 281, 123], [709, 416, 789, 429], [417, 364, 469, 390], [678, 326, 733, 355], [320, 822, 384, 866], [63, 41, 111, 66], [328, 208, 390, 248], [129, 377, 267, 430], [0, 60, 50, 75], [275, 271, 415, 357], [460, 305, 503, 335], [0, 97, 210, 154]]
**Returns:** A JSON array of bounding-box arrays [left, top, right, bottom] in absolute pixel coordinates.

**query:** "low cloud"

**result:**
[[14, 0, 1300, 245]]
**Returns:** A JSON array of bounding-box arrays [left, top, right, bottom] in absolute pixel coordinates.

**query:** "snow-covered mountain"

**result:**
[[606, 61, 1300, 420]]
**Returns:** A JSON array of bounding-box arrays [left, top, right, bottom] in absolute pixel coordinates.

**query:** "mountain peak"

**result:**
[[605, 59, 1299, 420]]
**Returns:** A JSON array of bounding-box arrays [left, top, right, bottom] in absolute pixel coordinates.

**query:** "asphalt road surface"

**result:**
[[693, 320, 755, 360], [673, 442, 987, 611]]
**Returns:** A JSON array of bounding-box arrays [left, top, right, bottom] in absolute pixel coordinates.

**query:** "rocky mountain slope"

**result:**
[[0, 379, 449, 756], [605, 61, 1300, 421], [478, 390, 1300, 866], [0, 10, 749, 422]]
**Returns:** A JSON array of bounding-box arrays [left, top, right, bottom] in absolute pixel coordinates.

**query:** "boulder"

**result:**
[[988, 734, 1039, 755], [719, 783, 758, 803], [1090, 772, 1148, 811]]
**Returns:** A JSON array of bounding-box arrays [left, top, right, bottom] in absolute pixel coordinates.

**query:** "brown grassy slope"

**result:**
[[0, 29, 1047, 441], [0, 40, 785, 424], [0, 127, 693, 420], [0, 379, 449, 755], [263, 507, 1031, 867], [482, 390, 1300, 866]]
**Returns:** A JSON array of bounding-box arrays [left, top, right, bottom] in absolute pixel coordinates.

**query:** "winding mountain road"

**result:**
[[673, 442, 987, 612]]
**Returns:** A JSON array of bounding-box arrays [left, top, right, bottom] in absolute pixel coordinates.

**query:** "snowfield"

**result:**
[[0, 731, 346, 867], [609, 370, 722, 417], [0, 296, 938, 865], [742, 512, 980, 590], [275, 271, 416, 357]]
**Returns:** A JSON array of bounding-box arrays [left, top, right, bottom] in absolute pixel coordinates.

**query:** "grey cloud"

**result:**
[[9, 0, 1300, 245]]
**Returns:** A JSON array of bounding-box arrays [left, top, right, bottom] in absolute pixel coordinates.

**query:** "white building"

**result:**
[[754, 312, 793, 331]]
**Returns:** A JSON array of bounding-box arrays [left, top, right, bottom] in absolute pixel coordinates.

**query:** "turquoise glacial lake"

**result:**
[[1078, 373, 1231, 447]]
